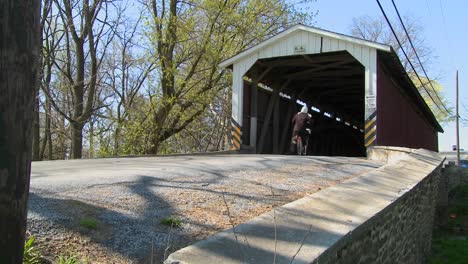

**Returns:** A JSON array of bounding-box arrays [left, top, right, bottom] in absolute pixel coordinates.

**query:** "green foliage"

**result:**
[[429, 239, 468, 264], [39, 0, 319, 159], [23, 236, 42, 264], [79, 217, 99, 230], [160, 217, 182, 228], [121, 113, 155, 155], [430, 183, 468, 264], [137, 0, 318, 154], [410, 75, 454, 124], [446, 183, 468, 229], [57, 255, 79, 264], [451, 182, 468, 196]]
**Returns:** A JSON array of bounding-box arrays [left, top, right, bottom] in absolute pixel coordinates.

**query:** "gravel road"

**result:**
[[28, 155, 383, 263]]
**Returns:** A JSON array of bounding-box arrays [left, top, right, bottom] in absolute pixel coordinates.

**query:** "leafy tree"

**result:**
[[139, 0, 316, 154], [101, 10, 156, 156], [34, 0, 316, 159], [411, 76, 453, 123]]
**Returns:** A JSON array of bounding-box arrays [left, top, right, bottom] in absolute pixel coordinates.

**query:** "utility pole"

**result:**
[[456, 70, 460, 166]]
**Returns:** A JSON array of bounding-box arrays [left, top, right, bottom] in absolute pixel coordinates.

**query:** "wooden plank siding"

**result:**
[[376, 58, 438, 151]]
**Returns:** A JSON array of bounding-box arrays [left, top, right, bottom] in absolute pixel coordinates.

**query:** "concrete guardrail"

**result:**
[[165, 147, 446, 264]]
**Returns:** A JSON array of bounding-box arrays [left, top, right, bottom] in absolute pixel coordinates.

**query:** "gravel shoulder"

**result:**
[[28, 155, 383, 263]]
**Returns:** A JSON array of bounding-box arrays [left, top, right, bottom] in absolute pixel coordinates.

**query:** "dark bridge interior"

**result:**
[[242, 51, 366, 156]]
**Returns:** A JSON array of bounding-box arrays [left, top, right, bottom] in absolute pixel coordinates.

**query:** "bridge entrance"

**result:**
[[242, 51, 365, 156], [220, 25, 442, 156]]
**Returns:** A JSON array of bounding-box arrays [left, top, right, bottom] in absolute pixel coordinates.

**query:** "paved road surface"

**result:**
[[28, 155, 383, 263]]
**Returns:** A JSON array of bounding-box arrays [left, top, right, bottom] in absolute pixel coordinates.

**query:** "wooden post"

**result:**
[[279, 101, 296, 154], [250, 73, 258, 149], [273, 95, 280, 154], [258, 80, 289, 153], [249, 66, 273, 152]]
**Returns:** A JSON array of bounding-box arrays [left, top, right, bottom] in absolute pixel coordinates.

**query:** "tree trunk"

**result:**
[[148, 138, 160, 155], [44, 98, 52, 160], [0, 0, 40, 263], [39, 121, 47, 161], [71, 44, 85, 159], [32, 94, 40, 161], [71, 122, 83, 159], [89, 120, 94, 158], [59, 101, 67, 160], [113, 107, 121, 156], [114, 125, 120, 156]]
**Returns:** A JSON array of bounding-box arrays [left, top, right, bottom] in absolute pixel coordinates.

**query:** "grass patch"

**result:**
[[430, 183, 468, 263], [24, 236, 42, 264], [160, 216, 182, 228], [429, 238, 468, 264], [447, 204, 468, 229], [57, 254, 80, 264], [452, 184, 468, 196], [446, 183, 468, 230], [79, 217, 99, 230]]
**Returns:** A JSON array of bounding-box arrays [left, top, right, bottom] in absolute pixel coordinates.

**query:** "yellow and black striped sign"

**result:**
[[364, 111, 377, 147], [231, 118, 242, 150]]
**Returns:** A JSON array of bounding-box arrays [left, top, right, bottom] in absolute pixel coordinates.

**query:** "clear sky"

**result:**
[[311, 0, 467, 151]]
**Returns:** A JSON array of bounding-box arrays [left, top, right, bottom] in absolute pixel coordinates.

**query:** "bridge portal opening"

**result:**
[[222, 25, 442, 155], [242, 51, 366, 156]]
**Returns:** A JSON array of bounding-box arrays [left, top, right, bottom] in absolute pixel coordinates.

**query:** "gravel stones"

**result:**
[[28, 155, 382, 263]]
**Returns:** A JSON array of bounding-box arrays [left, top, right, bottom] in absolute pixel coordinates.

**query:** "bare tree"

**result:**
[[42, 0, 120, 159], [0, 0, 40, 262], [102, 12, 155, 155], [462, 104, 468, 126], [350, 14, 434, 74], [36, 0, 63, 161], [350, 14, 452, 123], [32, 0, 55, 161]]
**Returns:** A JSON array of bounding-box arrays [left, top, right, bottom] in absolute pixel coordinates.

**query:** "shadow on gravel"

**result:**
[[28, 175, 192, 263], [29, 170, 279, 264], [28, 156, 383, 263]]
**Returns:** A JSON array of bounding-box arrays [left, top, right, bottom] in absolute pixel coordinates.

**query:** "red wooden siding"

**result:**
[[376, 59, 438, 151]]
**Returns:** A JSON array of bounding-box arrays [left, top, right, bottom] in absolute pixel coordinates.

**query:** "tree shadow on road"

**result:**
[[28, 175, 190, 263]]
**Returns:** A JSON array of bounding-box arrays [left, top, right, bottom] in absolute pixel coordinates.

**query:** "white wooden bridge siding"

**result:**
[[231, 29, 378, 132]]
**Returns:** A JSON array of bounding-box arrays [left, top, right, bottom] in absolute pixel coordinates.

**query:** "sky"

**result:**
[[310, 0, 467, 151]]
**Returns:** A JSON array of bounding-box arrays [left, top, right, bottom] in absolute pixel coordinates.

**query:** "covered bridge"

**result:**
[[219, 25, 443, 156]]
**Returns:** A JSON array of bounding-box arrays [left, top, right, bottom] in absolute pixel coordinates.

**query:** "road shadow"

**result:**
[[28, 156, 383, 263], [28, 175, 192, 263]]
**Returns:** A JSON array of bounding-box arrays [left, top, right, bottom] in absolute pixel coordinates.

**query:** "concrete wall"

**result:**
[[313, 148, 442, 264], [165, 148, 445, 264]]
